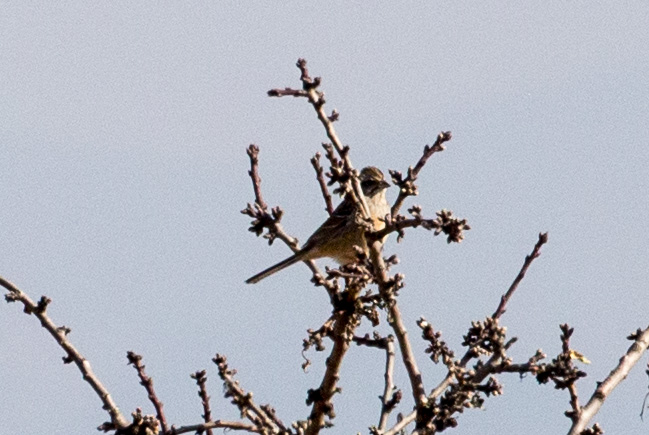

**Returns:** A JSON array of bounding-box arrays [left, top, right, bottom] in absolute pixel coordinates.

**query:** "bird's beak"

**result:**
[[380, 180, 390, 189]]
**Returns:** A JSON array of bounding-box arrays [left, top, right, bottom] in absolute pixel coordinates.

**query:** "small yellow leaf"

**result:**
[[569, 349, 591, 364]]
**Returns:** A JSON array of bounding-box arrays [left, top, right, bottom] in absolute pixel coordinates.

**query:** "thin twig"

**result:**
[[190, 370, 213, 435], [170, 420, 262, 434], [379, 337, 397, 431], [127, 352, 169, 434], [390, 132, 452, 218], [384, 233, 549, 435], [1, 276, 129, 429], [246, 145, 268, 210], [493, 232, 548, 319], [269, 59, 370, 220], [568, 326, 649, 435], [213, 354, 280, 433], [243, 144, 338, 299], [351, 334, 400, 430], [311, 152, 334, 215], [559, 326, 581, 422]]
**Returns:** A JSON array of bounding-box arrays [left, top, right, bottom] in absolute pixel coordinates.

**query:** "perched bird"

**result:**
[[246, 166, 391, 284]]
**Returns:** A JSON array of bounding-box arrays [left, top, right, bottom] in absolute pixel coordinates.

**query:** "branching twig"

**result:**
[[242, 144, 338, 299], [384, 233, 548, 435], [268, 59, 370, 220], [371, 208, 470, 244], [1, 276, 129, 430], [390, 132, 452, 218], [127, 351, 169, 434], [212, 354, 280, 433]]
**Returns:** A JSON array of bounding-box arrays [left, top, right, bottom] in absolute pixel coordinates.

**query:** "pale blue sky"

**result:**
[[2, 2, 649, 434]]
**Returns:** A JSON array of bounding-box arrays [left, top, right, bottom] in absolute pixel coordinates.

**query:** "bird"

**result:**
[[246, 166, 391, 284]]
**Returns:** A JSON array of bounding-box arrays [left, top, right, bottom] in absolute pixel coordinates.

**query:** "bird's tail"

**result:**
[[245, 252, 305, 284]]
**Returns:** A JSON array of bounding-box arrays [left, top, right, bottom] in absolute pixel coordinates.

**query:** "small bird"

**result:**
[[246, 166, 391, 284]]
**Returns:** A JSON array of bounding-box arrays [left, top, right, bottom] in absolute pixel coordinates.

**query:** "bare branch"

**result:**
[[246, 145, 268, 210], [390, 132, 452, 218], [269, 58, 370, 220], [242, 144, 338, 300], [385, 233, 548, 434], [568, 326, 649, 435], [170, 420, 262, 434], [305, 307, 360, 434], [1, 276, 129, 430], [127, 352, 169, 434], [190, 370, 214, 435], [367, 242, 427, 410], [493, 232, 548, 319], [379, 337, 398, 431], [311, 152, 334, 215], [371, 208, 470, 244], [212, 354, 281, 433]]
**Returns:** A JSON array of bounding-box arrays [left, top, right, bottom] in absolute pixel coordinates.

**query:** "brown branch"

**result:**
[[367, 242, 427, 410], [371, 208, 470, 245], [246, 145, 268, 210], [568, 326, 649, 435], [379, 336, 398, 431], [305, 309, 360, 434], [268, 58, 370, 220], [212, 354, 280, 433], [351, 333, 400, 431], [127, 352, 169, 434], [560, 326, 581, 422], [170, 420, 262, 434], [1, 276, 129, 430], [390, 132, 452, 218], [190, 370, 213, 435], [385, 233, 549, 435], [493, 232, 548, 319], [243, 144, 338, 299], [311, 152, 334, 215]]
